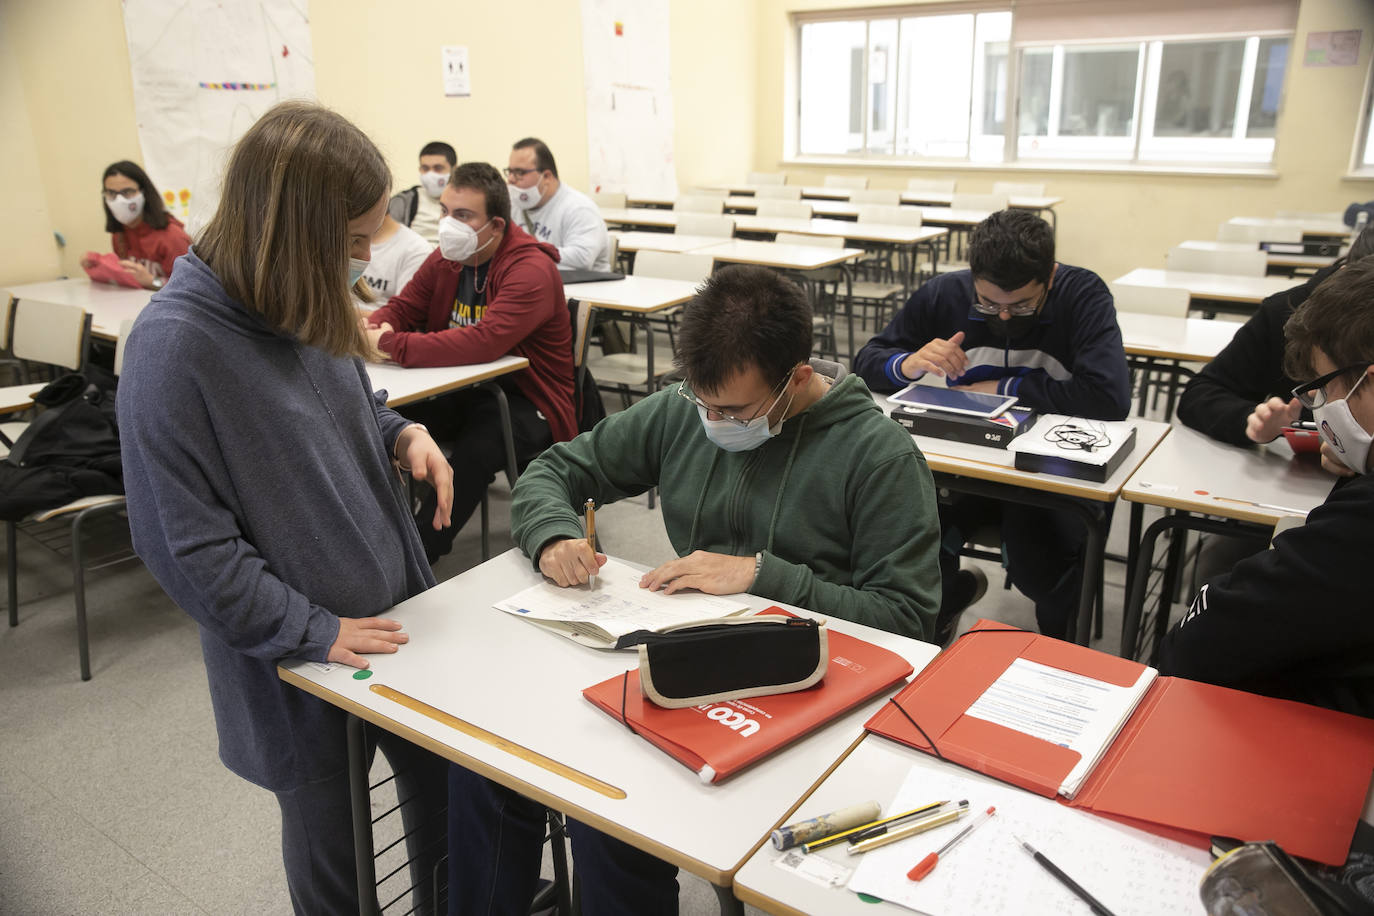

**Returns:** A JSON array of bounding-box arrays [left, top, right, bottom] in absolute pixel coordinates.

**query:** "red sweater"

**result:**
[[370, 224, 576, 443], [112, 215, 191, 280]]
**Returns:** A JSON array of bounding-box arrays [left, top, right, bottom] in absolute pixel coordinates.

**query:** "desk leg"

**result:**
[[347, 715, 380, 916], [475, 381, 519, 486], [713, 881, 745, 916], [1074, 506, 1108, 646], [1123, 501, 1144, 607]]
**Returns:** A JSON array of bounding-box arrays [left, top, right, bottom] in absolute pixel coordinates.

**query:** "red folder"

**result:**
[[865, 619, 1374, 866], [583, 609, 915, 784]]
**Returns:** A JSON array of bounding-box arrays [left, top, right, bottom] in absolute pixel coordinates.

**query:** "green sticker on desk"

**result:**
[[857, 893, 883, 904], [353, 669, 372, 680]]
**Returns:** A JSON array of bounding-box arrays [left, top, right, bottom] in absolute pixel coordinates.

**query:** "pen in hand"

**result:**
[[1014, 836, 1119, 916], [584, 498, 597, 585]]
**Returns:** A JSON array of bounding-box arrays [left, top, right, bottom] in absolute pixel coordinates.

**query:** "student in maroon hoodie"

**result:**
[[367, 162, 574, 562], [83, 160, 191, 291]]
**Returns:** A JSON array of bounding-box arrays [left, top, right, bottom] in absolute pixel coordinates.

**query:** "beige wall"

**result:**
[[752, 0, 1374, 283], [0, 0, 757, 286]]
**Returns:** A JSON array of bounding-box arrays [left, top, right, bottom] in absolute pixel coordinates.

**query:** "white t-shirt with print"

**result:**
[[361, 223, 432, 306]]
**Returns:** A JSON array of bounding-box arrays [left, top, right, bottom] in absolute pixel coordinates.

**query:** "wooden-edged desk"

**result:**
[[278, 549, 941, 915], [610, 231, 723, 254], [1111, 268, 1294, 312], [1227, 215, 1351, 242], [1117, 312, 1244, 363], [1175, 239, 1341, 274], [600, 207, 681, 230], [7, 278, 153, 340]]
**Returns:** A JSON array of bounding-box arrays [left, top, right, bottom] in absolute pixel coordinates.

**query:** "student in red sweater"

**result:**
[[83, 161, 191, 291], [366, 161, 574, 562]]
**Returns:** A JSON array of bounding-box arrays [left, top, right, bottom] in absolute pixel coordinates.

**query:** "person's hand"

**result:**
[[327, 616, 408, 669], [365, 322, 394, 358], [640, 550, 755, 596], [539, 538, 607, 586], [80, 254, 97, 270], [118, 259, 156, 289], [899, 331, 967, 380], [1319, 441, 1359, 477], [396, 425, 452, 530], [1245, 396, 1302, 444], [951, 379, 1000, 394]]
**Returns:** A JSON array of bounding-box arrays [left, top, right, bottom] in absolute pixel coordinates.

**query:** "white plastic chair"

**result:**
[[592, 191, 627, 208], [775, 235, 848, 362], [674, 214, 735, 237], [686, 187, 729, 199], [747, 172, 787, 186], [992, 181, 1046, 197], [823, 175, 869, 190], [756, 200, 813, 220], [951, 193, 1009, 212], [850, 189, 901, 206], [1216, 222, 1304, 244], [907, 178, 957, 194], [856, 204, 922, 227], [755, 186, 802, 200], [1166, 245, 1268, 277], [673, 196, 725, 214], [1109, 283, 1191, 318]]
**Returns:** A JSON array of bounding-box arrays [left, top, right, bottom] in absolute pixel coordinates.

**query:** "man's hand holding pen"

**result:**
[[538, 538, 607, 587]]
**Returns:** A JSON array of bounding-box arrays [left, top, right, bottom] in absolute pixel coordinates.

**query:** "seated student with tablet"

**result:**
[[1159, 259, 1374, 718], [449, 265, 942, 916], [853, 209, 1130, 644]]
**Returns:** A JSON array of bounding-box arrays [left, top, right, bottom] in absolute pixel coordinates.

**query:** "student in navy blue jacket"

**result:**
[[854, 209, 1130, 642], [119, 102, 454, 915]]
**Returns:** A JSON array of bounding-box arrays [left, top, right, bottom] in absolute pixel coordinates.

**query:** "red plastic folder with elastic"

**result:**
[[583, 609, 914, 784], [864, 620, 1374, 866]]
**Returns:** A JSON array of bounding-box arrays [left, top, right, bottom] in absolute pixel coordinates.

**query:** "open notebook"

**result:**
[[493, 557, 750, 649]]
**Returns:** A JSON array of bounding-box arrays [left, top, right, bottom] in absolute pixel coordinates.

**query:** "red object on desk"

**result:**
[[81, 251, 143, 288], [865, 619, 1374, 866], [583, 608, 914, 784]]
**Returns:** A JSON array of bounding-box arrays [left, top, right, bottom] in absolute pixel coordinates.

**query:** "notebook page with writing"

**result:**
[[847, 767, 1208, 916]]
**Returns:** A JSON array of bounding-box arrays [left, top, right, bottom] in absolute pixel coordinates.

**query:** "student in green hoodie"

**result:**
[[447, 264, 941, 916]]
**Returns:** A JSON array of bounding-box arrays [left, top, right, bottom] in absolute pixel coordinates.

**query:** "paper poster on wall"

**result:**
[[1305, 30, 1361, 67], [442, 46, 471, 97], [122, 0, 315, 234], [580, 0, 677, 200]]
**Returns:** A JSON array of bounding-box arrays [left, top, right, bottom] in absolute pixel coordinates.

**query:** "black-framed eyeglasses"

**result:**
[[971, 286, 1046, 317], [504, 167, 542, 179], [102, 188, 141, 201], [1292, 362, 1374, 409], [675, 368, 796, 427]]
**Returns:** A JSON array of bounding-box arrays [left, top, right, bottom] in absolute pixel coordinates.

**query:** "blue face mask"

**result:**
[[696, 383, 796, 452], [348, 256, 368, 286]]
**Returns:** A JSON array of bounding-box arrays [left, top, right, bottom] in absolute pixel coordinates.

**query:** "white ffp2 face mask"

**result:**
[[109, 192, 145, 226], [509, 178, 543, 210], [419, 171, 448, 199], [1315, 372, 1373, 474], [437, 216, 494, 262]]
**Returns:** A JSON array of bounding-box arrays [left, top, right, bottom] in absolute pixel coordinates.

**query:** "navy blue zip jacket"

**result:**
[[853, 265, 1131, 420], [118, 249, 435, 791]]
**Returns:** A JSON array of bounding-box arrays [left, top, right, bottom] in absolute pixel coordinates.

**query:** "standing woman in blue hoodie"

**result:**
[[117, 101, 454, 915]]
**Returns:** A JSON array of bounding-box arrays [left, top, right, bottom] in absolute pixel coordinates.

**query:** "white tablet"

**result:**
[[885, 383, 1018, 418]]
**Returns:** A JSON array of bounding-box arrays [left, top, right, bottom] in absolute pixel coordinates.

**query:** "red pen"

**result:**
[[907, 806, 996, 881]]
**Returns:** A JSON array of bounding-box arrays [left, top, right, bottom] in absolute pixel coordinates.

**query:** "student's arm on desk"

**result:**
[[752, 451, 942, 642], [1177, 305, 1292, 448], [369, 248, 443, 335], [852, 284, 934, 392], [1158, 477, 1374, 688]]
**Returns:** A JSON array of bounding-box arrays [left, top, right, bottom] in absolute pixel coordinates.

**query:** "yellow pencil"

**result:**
[[846, 801, 970, 855]]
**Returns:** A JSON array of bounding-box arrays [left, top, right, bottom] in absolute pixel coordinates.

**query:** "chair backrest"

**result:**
[[673, 196, 725, 214], [756, 200, 814, 219], [951, 192, 1009, 212], [1216, 221, 1303, 244], [12, 299, 89, 371], [592, 191, 627, 208], [747, 171, 787, 185], [754, 185, 802, 200], [607, 233, 620, 270], [687, 187, 729, 199], [631, 250, 715, 283], [0, 291, 13, 352], [823, 175, 869, 190], [1166, 245, 1268, 277], [1276, 210, 1342, 221], [674, 213, 735, 237], [907, 178, 957, 194], [775, 231, 845, 249], [113, 320, 136, 376], [849, 188, 901, 206], [1109, 283, 1191, 318], [992, 181, 1046, 197], [856, 204, 922, 227], [569, 299, 594, 369]]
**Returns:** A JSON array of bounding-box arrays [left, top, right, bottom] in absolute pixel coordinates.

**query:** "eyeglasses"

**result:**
[[503, 167, 542, 179], [1292, 362, 1373, 409], [675, 369, 796, 427], [971, 286, 1046, 317], [102, 188, 141, 201]]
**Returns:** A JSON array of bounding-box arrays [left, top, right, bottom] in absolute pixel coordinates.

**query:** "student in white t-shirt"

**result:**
[[506, 138, 611, 271], [359, 214, 432, 307], [387, 141, 455, 246]]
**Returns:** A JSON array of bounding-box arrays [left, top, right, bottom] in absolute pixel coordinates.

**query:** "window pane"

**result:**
[[1019, 49, 1052, 137], [868, 20, 898, 154], [799, 21, 867, 154], [1246, 37, 1288, 138], [1060, 47, 1138, 136], [896, 14, 975, 158], [1154, 40, 1245, 137], [971, 11, 1013, 161]]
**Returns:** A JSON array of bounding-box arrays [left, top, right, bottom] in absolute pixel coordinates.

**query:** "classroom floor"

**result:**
[[0, 379, 1185, 915]]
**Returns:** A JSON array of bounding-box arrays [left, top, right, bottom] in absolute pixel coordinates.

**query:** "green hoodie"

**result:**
[[510, 360, 941, 640]]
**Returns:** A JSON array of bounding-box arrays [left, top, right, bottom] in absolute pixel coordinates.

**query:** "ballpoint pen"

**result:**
[[584, 498, 597, 584], [1014, 836, 1119, 916], [799, 799, 950, 853], [907, 805, 995, 880], [847, 800, 970, 855]]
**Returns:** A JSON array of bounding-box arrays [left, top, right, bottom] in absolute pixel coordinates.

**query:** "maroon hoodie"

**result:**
[[370, 223, 576, 443]]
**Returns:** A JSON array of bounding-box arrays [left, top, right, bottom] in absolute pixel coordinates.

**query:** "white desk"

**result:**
[[601, 207, 682, 230], [1112, 268, 1294, 306], [732, 217, 946, 249], [0, 382, 42, 415], [7, 278, 153, 340], [724, 196, 860, 220], [279, 549, 941, 902], [899, 191, 1064, 213], [366, 356, 529, 408], [564, 275, 699, 313], [610, 231, 723, 254], [906, 207, 993, 229], [1228, 215, 1351, 241], [734, 735, 1209, 916], [694, 239, 863, 271], [1116, 312, 1244, 362], [1175, 239, 1341, 272]]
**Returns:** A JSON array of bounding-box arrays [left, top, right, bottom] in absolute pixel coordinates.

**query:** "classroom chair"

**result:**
[[592, 190, 627, 208], [1216, 221, 1303, 244], [755, 200, 814, 220], [1110, 283, 1190, 318], [0, 298, 91, 455], [906, 177, 957, 195], [0, 292, 22, 384], [1166, 245, 1267, 277], [747, 171, 787, 185], [950, 192, 1009, 212], [686, 187, 729, 199], [754, 185, 803, 200], [775, 232, 850, 362], [856, 204, 923, 227], [1111, 283, 1195, 422], [992, 181, 1046, 198], [1276, 210, 1342, 222], [673, 196, 725, 214], [823, 175, 869, 190], [850, 206, 926, 327], [674, 213, 735, 237], [849, 188, 901, 206]]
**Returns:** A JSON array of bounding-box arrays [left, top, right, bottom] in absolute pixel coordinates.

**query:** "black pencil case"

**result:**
[[621, 615, 828, 709]]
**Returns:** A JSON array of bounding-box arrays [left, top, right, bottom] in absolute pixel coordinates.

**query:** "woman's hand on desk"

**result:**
[[539, 538, 607, 586], [1246, 396, 1302, 444], [640, 551, 754, 596], [900, 331, 967, 380], [396, 425, 454, 530], [328, 616, 409, 669], [118, 258, 157, 290]]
